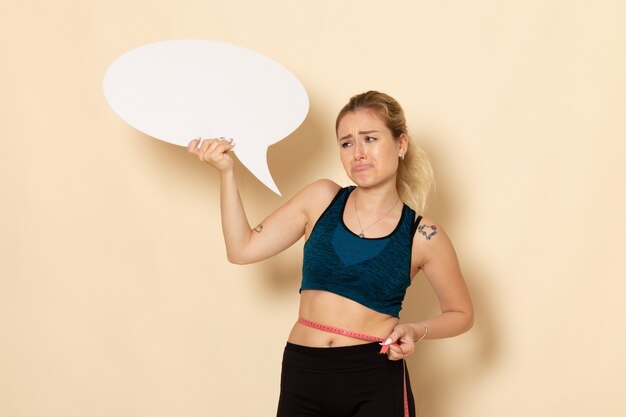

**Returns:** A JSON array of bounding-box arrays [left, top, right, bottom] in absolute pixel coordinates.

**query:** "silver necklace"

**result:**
[[353, 193, 400, 238]]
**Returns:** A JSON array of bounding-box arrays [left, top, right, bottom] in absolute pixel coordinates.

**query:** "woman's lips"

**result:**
[[352, 163, 372, 173]]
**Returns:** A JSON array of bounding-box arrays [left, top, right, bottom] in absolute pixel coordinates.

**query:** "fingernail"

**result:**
[[383, 338, 392, 346]]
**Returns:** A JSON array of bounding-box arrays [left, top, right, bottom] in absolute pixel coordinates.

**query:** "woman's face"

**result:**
[[336, 110, 406, 189]]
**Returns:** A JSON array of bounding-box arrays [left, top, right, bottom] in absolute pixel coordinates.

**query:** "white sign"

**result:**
[[103, 39, 309, 195]]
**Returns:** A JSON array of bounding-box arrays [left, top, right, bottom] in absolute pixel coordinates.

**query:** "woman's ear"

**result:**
[[398, 133, 409, 156]]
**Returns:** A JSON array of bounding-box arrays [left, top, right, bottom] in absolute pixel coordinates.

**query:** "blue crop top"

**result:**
[[301, 186, 422, 317]]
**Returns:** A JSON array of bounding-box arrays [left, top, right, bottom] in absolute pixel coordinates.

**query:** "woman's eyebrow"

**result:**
[[338, 130, 380, 141]]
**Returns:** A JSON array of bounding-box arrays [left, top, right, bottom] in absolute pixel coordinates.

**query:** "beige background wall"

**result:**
[[2, 1, 625, 416]]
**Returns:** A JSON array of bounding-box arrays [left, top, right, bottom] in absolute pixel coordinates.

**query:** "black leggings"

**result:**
[[276, 342, 415, 417]]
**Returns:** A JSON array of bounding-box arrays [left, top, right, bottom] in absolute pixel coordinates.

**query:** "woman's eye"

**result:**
[[340, 142, 352, 148], [365, 136, 377, 142]]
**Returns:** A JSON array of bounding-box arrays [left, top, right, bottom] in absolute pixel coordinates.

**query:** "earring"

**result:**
[[400, 154, 405, 160]]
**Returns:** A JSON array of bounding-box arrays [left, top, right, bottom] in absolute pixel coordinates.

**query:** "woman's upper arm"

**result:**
[[232, 179, 340, 264], [412, 218, 473, 315]]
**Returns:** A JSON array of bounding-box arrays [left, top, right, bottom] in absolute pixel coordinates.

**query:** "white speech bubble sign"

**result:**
[[103, 39, 309, 195]]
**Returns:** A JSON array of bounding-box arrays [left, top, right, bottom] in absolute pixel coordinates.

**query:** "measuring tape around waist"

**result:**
[[297, 317, 410, 417]]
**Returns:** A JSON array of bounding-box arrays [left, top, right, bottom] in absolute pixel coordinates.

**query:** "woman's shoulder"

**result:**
[[413, 215, 440, 241], [411, 215, 459, 266], [296, 179, 343, 201], [290, 179, 343, 218]]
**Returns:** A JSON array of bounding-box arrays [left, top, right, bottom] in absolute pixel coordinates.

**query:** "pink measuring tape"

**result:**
[[298, 317, 410, 417]]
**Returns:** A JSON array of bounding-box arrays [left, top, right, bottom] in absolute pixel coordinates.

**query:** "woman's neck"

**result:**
[[351, 184, 401, 213]]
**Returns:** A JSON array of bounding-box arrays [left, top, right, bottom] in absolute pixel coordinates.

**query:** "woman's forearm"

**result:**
[[409, 309, 474, 341], [219, 170, 253, 263]]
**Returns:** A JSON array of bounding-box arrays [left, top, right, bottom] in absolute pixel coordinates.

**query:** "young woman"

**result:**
[[188, 91, 473, 417]]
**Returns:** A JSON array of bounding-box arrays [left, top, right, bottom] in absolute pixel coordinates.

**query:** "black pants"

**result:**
[[276, 342, 415, 417]]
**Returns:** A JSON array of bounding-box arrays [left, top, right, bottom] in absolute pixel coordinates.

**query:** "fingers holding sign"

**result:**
[[188, 137, 236, 173]]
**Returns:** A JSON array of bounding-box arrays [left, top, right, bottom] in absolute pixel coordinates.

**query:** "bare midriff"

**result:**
[[287, 289, 399, 347]]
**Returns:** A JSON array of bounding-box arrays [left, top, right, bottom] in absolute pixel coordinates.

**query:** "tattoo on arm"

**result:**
[[253, 224, 263, 233], [417, 224, 438, 240]]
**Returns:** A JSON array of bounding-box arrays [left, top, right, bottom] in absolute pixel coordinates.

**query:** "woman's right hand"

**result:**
[[187, 137, 235, 173]]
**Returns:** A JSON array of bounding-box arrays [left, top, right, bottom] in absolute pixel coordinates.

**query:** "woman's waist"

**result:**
[[289, 290, 398, 347], [287, 320, 395, 348]]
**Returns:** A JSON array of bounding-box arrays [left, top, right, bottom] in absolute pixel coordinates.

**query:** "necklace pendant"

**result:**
[[358, 232, 365, 238]]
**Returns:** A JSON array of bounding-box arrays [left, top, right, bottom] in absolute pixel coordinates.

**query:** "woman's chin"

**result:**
[[350, 173, 396, 189], [351, 178, 378, 189]]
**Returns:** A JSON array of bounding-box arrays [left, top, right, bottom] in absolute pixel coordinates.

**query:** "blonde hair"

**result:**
[[335, 91, 435, 213]]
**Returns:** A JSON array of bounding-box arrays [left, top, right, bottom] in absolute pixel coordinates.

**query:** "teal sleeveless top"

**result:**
[[301, 186, 422, 317]]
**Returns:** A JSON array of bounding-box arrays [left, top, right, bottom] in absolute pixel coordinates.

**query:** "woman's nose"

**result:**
[[354, 141, 366, 160]]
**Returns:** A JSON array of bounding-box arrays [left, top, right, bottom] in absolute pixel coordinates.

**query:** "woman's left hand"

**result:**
[[382, 324, 417, 361]]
